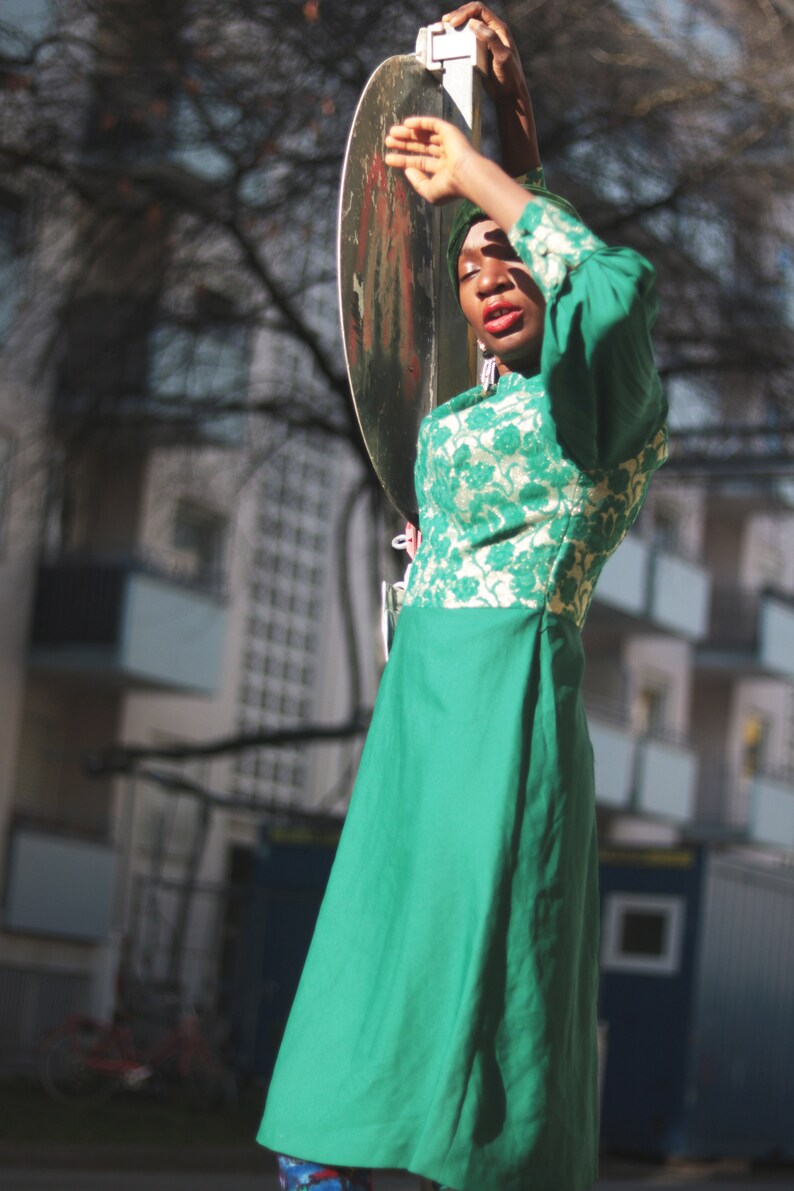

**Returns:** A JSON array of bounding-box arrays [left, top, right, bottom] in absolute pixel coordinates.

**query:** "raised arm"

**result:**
[[385, 118, 667, 471], [442, 4, 540, 177]]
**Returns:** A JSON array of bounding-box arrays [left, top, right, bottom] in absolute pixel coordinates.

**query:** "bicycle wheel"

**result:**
[[40, 1021, 121, 1104]]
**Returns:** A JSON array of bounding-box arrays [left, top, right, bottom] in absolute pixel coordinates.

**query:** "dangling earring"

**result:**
[[478, 340, 497, 392]]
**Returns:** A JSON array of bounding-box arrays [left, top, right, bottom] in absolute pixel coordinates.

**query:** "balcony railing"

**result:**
[[592, 535, 710, 640], [11, 805, 112, 847], [3, 822, 117, 942], [584, 697, 697, 823], [698, 584, 794, 679], [693, 758, 794, 851], [30, 556, 227, 695]]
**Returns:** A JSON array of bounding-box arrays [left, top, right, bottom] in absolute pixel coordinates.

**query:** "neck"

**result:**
[[496, 357, 541, 380]]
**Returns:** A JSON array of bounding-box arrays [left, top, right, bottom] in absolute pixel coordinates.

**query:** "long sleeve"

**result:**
[[508, 197, 667, 471]]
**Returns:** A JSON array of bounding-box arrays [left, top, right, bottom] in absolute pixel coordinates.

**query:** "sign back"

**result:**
[[338, 27, 482, 522], [338, 55, 443, 523]]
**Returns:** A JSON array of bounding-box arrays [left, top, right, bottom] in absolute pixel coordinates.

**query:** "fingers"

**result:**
[[442, 4, 511, 44], [469, 17, 510, 52], [385, 151, 441, 176], [403, 115, 446, 135], [386, 121, 442, 147], [385, 127, 443, 170], [384, 115, 474, 204], [441, 3, 499, 29], [384, 141, 441, 159]]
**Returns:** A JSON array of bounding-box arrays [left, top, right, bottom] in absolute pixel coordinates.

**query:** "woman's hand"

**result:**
[[440, 4, 540, 176], [386, 115, 532, 241], [442, 3, 527, 101], [385, 117, 481, 205]]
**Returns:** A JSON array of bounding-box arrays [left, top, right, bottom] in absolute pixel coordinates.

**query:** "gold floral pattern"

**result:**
[[508, 202, 602, 300], [405, 371, 668, 628]]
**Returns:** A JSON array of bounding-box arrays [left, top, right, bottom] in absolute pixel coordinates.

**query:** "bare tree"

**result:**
[[3, 0, 794, 792], [505, 0, 794, 473], [1, 0, 432, 452]]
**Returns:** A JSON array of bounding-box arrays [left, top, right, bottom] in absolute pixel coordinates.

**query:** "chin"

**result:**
[[493, 338, 542, 373]]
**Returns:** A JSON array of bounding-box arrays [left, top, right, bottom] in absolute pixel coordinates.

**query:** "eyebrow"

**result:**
[[459, 237, 518, 264]]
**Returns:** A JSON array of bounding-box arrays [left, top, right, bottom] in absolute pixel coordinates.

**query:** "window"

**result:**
[[754, 519, 785, 588], [651, 504, 681, 555], [602, 893, 685, 976], [172, 502, 226, 590], [234, 435, 338, 805], [741, 711, 771, 779], [632, 678, 669, 739], [148, 315, 248, 443]]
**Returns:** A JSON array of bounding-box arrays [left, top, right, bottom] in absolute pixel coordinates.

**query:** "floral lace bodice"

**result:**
[[403, 192, 668, 626], [404, 372, 667, 626]]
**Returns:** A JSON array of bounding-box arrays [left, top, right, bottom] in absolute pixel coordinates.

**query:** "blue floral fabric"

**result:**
[[277, 1156, 373, 1190], [277, 1156, 451, 1191]]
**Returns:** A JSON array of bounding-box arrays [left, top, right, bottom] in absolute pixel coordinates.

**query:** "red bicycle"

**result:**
[[39, 1006, 234, 1106]]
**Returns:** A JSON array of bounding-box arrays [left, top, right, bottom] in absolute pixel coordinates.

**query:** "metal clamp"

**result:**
[[416, 21, 487, 75]]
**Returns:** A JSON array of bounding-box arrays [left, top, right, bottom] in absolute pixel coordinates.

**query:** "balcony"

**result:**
[[696, 584, 794, 679], [694, 759, 794, 851], [3, 821, 116, 942], [586, 700, 698, 823], [589, 714, 635, 809], [592, 536, 710, 641], [751, 775, 794, 850], [29, 558, 227, 695], [634, 738, 697, 821]]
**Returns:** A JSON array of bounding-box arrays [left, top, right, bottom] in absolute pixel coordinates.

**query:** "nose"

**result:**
[[475, 257, 510, 298]]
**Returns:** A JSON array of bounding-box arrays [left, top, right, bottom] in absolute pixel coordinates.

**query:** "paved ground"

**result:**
[[0, 1149, 792, 1191], [1, 1173, 792, 1190]]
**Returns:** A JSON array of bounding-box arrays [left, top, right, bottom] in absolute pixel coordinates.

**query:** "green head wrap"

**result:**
[[446, 178, 580, 304]]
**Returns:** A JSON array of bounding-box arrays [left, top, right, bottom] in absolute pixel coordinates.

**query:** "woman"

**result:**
[[258, 7, 667, 1190]]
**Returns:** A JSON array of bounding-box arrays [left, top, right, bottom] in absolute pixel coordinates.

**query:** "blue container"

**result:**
[[598, 844, 794, 1161], [233, 821, 340, 1079]]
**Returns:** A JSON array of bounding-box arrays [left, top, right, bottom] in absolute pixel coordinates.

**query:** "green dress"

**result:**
[[258, 197, 668, 1191]]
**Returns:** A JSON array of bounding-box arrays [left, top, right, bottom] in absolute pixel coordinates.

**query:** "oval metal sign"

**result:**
[[337, 55, 444, 523]]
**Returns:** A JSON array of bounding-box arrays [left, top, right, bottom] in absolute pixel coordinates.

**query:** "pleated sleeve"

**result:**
[[508, 197, 667, 471]]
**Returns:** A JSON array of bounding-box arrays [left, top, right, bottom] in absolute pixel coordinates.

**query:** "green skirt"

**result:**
[[258, 606, 600, 1191]]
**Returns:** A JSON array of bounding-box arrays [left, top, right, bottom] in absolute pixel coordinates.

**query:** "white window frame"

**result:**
[[601, 892, 685, 976]]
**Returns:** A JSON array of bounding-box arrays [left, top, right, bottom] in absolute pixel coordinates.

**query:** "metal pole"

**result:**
[[416, 21, 485, 402]]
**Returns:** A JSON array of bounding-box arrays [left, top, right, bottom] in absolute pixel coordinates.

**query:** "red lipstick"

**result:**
[[483, 302, 522, 333]]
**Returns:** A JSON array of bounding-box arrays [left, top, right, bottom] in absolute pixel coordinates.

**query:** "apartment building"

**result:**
[[573, 0, 794, 855], [582, 481, 794, 850], [0, 0, 355, 1066], [1, 0, 792, 1075]]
